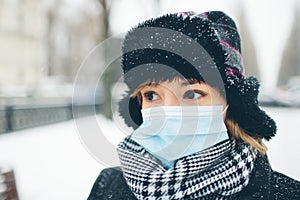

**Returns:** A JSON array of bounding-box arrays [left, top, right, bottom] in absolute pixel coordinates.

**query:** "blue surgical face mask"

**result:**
[[131, 106, 229, 169]]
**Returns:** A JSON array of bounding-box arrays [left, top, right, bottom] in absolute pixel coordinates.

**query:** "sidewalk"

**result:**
[[0, 117, 104, 200]]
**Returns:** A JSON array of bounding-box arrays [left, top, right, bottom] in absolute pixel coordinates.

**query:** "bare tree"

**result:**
[[97, 0, 115, 119], [46, 0, 61, 76]]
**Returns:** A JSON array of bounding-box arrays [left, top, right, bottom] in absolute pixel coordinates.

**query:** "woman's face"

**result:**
[[139, 79, 227, 109]]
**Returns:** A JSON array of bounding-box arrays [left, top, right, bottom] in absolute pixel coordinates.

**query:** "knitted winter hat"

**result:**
[[119, 11, 276, 140]]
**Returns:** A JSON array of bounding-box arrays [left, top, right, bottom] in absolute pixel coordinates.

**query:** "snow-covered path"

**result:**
[[0, 107, 299, 200], [0, 118, 102, 200]]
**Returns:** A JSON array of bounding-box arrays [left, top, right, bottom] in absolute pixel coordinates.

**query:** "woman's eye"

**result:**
[[143, 91, 159, 101], [183, 90, 204, 100]]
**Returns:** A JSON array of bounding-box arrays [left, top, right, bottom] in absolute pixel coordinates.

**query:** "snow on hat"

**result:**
[[118, 11, 276, 140]]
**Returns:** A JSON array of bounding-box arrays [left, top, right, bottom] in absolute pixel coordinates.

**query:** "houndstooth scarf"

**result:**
[[117, 136, 257, 200]]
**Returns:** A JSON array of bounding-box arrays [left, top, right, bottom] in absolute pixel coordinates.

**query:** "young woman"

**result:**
[[88, 11, 300, 199]]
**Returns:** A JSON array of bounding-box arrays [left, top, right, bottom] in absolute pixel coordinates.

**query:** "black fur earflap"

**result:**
[[118, 91, 142, 129], [225, 76, 276, 140]]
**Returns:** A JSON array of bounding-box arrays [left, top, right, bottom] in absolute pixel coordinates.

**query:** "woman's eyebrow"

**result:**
[[180, 81, 199, 87]]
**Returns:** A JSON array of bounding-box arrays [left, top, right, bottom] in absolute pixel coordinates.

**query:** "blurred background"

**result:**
[[0, 0, 300, 199]]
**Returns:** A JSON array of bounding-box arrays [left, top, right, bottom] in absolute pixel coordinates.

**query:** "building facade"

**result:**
[[0, 0, 47, 96]]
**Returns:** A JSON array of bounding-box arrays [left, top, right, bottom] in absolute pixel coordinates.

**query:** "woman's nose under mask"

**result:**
[[131, 105, 229, 169]]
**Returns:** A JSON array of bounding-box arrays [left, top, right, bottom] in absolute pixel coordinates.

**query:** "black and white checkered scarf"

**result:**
[[117, 136, 257, 200]]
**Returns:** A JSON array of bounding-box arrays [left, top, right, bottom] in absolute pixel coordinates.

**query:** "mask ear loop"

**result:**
[[223, 105, 229, 114], [222, 105, 229, 120]]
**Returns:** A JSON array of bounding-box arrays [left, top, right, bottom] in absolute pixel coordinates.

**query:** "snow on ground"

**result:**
[[0, 107, 299, 200], [0, 118, 103, 200], [263, 107, 300, 181]]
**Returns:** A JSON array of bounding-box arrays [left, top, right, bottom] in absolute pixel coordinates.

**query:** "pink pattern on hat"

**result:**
[[226, 67, 245, 78], [220, 40, 242, 57], [220, 40, 245, 78], [201, 12, 209, 19]]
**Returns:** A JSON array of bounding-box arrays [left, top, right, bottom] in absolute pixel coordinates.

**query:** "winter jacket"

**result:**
[[87, 154, 300, 200]]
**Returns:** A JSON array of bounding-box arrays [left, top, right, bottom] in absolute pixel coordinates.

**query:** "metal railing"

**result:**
[[0, 103, 101, 133]]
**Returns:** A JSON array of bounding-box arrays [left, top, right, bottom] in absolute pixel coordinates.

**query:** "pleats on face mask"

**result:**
[[131, 105, 229, 168]]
